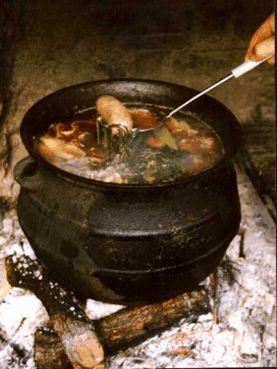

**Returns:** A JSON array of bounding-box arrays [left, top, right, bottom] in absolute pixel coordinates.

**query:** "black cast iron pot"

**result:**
[[14, 79, 241, 304]]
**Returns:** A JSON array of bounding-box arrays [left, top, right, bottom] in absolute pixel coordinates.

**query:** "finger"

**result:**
[[254, 36, 275, 61], [270, 13, 275, 33], [245, 13, 275, 61]]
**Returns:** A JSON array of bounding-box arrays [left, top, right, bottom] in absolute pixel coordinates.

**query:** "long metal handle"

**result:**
[[167, 56, 272, 118], [167, 74, 233, 118]]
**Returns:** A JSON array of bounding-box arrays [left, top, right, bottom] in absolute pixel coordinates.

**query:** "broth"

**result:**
[[34, 104, 225, 184]]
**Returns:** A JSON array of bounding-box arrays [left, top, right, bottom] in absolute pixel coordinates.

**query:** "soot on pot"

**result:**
[[33, 99, 224, 184]]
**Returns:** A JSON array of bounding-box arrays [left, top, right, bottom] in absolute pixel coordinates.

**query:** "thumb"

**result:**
[[245, 13, 275, 62], [254, 36, 275, 63]]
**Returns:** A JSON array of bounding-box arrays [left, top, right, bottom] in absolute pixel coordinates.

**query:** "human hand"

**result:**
[[245, 13, 275, 65]]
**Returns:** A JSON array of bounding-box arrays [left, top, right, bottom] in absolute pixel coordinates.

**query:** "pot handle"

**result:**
[[14, 157, 42, 191]]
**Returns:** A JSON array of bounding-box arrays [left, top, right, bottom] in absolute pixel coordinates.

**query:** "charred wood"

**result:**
[[5, 255, 104, 369], [5, 254, 210, 368]]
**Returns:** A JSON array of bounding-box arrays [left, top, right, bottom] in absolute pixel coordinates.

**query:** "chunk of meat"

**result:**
[[36, 137, 85, 164], [165, 117, 198, 137], [165, 117, 180, 132], [178, 134, 216, 153], [130, 109, 158, 130], [178, 138, 200, 154], [146, 135, 165, 149]]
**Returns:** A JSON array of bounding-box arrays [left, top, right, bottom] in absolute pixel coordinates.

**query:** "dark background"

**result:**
[[0, 0, 275, 209]]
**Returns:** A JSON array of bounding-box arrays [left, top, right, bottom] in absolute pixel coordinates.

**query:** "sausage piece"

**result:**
[[96, 95, 133, 131]]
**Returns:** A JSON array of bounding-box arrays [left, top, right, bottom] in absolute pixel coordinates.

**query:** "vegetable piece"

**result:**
[[154, 126, 178, 150]]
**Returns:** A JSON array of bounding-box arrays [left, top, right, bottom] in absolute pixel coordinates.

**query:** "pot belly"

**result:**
[[17, 165, 241, 303]]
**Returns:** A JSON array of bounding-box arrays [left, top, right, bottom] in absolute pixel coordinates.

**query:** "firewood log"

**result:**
[[35, 323, 73, 369], [5, 255, 104, 369], [5, 254, 210, 369]]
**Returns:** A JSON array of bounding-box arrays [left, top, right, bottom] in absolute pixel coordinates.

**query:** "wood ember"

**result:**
[[5, 255, 104, 369]]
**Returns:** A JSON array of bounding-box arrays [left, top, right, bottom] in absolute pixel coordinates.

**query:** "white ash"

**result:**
[[0, 291, 48, 369], [85, 299, 124, 320], [0, 165, 276, 368]]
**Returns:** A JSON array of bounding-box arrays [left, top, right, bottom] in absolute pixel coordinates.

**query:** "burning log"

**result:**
[[5, 254, 210, 369]]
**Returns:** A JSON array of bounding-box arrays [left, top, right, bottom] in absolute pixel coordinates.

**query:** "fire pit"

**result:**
[[0, 168, 275, 369], [13, 79, 241, 303]]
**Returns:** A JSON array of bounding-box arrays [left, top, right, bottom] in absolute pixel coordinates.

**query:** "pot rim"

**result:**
[[20, 78, 241, 190]]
